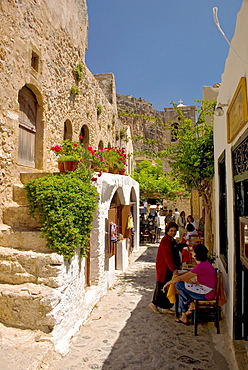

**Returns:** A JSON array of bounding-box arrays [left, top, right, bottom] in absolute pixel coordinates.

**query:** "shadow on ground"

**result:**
[[101, 245, 232, 370]]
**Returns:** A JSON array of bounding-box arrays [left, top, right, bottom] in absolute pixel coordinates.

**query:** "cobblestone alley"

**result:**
[[43, 243, 238, 370]]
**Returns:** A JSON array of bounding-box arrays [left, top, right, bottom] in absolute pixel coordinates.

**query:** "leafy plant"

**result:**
[[51, 140, 84, 161], [97, 104, 103, 116], [102, 147, 127, 172], [163, 99, 216, 251], [87, 146, 108, 172], [58, 154, 80, 162], [75, 62, 84, 81], [164, 100, 216, 194], [119, 128, 127, 140], [25, 171, 98, 261], [71, 85, 80, 95], [131, 159, 185, 199]]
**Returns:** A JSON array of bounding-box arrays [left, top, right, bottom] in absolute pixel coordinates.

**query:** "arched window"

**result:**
[[98, 140, 104, 150], [64, 120, 72, 140], [18, 86, 37, 167], [79, 124, 89, 148]]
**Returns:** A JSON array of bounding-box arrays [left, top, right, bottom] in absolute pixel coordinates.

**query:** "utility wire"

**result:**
[[213, 7, 248, 65]]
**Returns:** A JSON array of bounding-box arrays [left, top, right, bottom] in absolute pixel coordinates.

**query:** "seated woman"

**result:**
[[163, 244, 217, 324]]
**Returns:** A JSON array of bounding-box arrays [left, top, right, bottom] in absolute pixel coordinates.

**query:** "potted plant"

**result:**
[[58, 155, 80, 172], [87, 146, 108, 173], [103, 147, 127, 174], [51, 139, 91, 172]]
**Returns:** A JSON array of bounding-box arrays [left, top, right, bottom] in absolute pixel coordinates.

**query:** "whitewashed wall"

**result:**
[[213, 0, 248, 338]]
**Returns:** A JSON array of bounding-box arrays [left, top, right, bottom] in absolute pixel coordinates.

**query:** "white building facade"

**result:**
[[214, 0, 248, 341]]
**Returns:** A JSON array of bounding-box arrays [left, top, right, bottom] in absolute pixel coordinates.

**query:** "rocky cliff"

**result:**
[[117, 94, 169, 153]]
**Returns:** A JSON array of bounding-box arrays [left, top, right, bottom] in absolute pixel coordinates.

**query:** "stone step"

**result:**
[[13, 184, 29, 206], [3, 205, 41, 228], [0, 226, 50, 253], [0, 246, 63, 288], [20, 172, 54, 185], [0, 282, 60, 333]]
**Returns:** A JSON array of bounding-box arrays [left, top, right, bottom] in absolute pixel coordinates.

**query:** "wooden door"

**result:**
[[18, 86, 37, 167]]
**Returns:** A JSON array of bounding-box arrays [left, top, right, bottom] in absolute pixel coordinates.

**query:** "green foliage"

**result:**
[[164, 100, 216, 194], [97, 104, 103, 116], [25, 171, 98, 261], [58, 154, 80, 162], [131, 159, 185, 199], [102, 147, 127, 171], [75, 62, 84, 81], [119, 128, 127, 140], [71, 85, 80, 95]]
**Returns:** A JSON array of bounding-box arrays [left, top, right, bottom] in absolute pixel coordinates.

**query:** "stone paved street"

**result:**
[[44, 243, 238, 370]]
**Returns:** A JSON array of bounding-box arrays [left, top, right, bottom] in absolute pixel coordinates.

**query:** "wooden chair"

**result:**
[[193, 270, 222, 335], [188, 235, 204, 247], [141, 229, 150, 244], [187, 235, 204, 264]]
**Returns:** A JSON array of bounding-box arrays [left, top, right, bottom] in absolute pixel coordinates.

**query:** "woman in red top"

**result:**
[[149, 222, 181, 314]]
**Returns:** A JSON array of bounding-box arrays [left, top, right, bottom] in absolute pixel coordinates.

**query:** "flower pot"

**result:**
[[64, 161, 78, 172], [109, 167, 119, 174], [58, 161, 65, 173], [119, 169, 126, 175]]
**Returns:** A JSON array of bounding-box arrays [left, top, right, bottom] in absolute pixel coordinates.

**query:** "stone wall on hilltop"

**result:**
[[117, 94, 170, 153]]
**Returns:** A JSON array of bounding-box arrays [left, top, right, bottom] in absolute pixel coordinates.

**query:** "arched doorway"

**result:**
[[18, 86, 37, 167], [64, 120, 72, 140], [79, 124, 89, 148]]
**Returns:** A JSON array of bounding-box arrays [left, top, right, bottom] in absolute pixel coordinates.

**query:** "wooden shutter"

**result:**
[[18, 87, 37, 167]]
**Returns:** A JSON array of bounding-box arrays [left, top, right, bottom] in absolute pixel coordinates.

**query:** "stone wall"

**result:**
[[0, 0, 120, 216], [0, 0, 139, 354], [0, 173, 139, 354]]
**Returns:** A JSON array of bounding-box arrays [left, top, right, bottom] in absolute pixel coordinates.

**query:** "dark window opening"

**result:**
[[31, 51, 39, 72]]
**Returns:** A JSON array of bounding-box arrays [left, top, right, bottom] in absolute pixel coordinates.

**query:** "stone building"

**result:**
[[0, 0, 139, 353]]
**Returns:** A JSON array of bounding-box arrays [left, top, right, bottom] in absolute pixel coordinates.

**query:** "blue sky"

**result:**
[[86, 0, 243, 111]]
